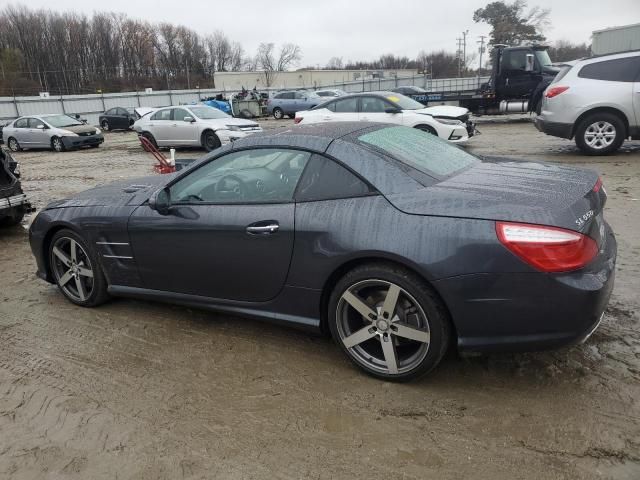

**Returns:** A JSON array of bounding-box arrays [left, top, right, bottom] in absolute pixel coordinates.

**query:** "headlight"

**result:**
[[58, 129, 78, 137], [435, 118, 464, 126], [225, 125, 241, 131]]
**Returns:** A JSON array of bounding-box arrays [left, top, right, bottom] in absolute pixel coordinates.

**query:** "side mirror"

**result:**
[[384, 108, 402, 114], [183, 116, 194, 123], [525, 53, 535, 72], [36, 124, 45, 129], [149, 187, 171, 215]]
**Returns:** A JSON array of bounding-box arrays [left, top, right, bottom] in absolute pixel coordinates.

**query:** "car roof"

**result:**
[[229, 121, 386, 152]]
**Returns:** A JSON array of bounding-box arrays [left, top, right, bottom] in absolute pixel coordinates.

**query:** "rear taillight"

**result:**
[[593, 176, 603, 193], [294, 117, 302, 124], [496, 221, 598, 272], [545, 86, 569, 98]]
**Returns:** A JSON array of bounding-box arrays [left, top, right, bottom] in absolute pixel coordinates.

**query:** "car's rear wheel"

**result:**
[[575, 113, 625, 156], [202, 130, 221, 152], [101, 120, 110, 131], [7, 137, 20, 152], [328, 263, 450, 382], [415, 124, 438, 136], [51, 136, 65, 152], [142, 132, 157, 149], [273, 107, 284, 120], [49, 229, 109, 307]]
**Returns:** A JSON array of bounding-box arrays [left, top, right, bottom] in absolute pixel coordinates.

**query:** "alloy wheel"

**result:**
[[336, 279, 431, 375], [52, 137, 64, 152], [584, 121, 616, 150], [8, 138, 19, 151], [50, 237, 94, 302], [101, 120, 109, 131]]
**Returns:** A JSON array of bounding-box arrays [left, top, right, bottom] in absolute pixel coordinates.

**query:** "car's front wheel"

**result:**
[[415, 124, 438, 136], [328, 263, 450, 382], [51, 136, 65, 152], [49, 229, 109, 307], [7, 137, 20, 152], [202, 130, 221, 152], [273, 107, 284, 120], [575, 112, 625, 155]]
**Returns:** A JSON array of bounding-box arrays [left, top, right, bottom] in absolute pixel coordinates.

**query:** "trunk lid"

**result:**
[[386, 157, 606, 238]]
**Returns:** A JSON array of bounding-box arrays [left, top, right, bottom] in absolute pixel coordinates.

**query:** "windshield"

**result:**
[[384, 93, 425, 111], [535, 49, 552, 67], [45, 115, 83, 128], [189, 106, 230, 120], [358, 126, 478, 178]]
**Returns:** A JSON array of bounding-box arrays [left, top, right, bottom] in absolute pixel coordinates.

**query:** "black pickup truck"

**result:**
[[1, 147, 33, 226]]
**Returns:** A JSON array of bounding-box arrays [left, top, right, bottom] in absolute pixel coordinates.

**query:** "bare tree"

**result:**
[[326, 56, 343, 69]]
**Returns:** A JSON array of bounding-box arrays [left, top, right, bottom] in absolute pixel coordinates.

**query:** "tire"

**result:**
[[415, 124, 438, 136], [328, 263, 451, 382], [101, 120, 110, 131], [51, 136, 65, 152], [273, 107, 284, 120], [142, 132, 157, 149], [202, 130, 221, 152], [48, 229, 110, 307], [7, 137, 20, 152], [575, 112, 626, 156]]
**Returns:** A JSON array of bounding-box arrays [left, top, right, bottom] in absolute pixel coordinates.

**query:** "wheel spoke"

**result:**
[[75, 276, 86, 301], [70, 240, 78, 263], [77, 266, 93, 278], [52, 246, 71, 267], [342, 326, 377, 348], [58, 270, 74, 286], [381, 283, 401, 320], [392, 323, 430, 344], [380, 336, 398, 374], [341, 290, 377, 321]]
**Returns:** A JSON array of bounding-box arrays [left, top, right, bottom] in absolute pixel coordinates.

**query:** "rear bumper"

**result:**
[[435, 226, 617, 353], [534, 117, 573, 139], [62, 134, 104, 149]]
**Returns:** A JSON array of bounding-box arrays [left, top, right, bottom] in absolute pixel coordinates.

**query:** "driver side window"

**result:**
[[170, 148, 312, 204]]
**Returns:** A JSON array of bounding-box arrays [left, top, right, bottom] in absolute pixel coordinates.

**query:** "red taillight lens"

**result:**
[[593, 176, 603, 193], [545, 86, 569, 98], [294, 117, 303, 124], [496, 221, 598, 272]]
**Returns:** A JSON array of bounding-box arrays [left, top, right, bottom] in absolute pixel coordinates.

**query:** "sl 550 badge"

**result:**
[[575, 209, 594, 227]]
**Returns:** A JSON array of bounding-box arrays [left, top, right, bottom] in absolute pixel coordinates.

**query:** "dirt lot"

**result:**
[[1, 117, 639, 479]]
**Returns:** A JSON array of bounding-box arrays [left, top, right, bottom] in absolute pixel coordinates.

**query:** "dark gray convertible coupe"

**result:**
[[29, 122, 616, 381]]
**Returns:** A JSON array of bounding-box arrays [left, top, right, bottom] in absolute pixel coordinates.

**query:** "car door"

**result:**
[[127, 147, 312, 301], [634, 62, 640, 128], [500, 48, 540, 98], [358, 96, 401, 124], [28, 117, 50, 147], [114, 108, 130, 129], [13, 118, 33, 146], [171, 107, 200, 145], [329, 97, 359, 122], [147, 108, 173, 146]]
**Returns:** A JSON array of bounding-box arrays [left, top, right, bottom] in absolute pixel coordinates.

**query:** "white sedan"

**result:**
[[295, 92, 473, 143], [133, 105, 262, 151]]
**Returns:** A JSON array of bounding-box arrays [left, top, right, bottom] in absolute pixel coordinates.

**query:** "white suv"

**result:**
[[535, 50, 640, 155]]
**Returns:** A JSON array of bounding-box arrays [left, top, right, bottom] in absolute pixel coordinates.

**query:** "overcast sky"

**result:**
[[5, 0, 639, 66]]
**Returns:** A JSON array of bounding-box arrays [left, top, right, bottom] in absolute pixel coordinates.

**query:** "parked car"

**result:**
[[99, 107, 137, 131], [133, 105, 262, 151], [267, 90, 323, 119], [315, 89, 347, 98], [392, 86, 430, 105], [1, 147, 32, 226], [0, 121, 6, 144], [535, 50, 640, 155], [296, 92, 473, 142], [29, 122, 616, 381], [3, 114, 104, 152]]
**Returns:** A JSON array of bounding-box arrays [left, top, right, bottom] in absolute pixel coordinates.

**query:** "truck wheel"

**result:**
[[575, 113, 625, 156], [273, 108, 284, 120]]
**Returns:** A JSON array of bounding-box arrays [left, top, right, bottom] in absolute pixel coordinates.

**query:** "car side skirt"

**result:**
[[108, 284, 322, 332]]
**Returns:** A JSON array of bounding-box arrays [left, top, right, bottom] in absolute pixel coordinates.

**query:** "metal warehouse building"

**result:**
[[592, 23, 640, 55]]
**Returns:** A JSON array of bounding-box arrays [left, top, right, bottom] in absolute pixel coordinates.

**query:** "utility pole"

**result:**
[[456, 37, 463, 77], [477, 35, 486, 74], [462, 30, 469, 75]]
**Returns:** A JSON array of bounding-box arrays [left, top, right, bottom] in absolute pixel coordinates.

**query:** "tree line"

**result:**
[[0, 2, 590, 96]]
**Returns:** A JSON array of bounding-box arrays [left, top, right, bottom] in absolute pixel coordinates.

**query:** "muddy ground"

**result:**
[[1, 117, 639, 479]]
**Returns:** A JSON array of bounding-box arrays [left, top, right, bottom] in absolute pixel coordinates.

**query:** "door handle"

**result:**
[[246, 222, 279, 235]]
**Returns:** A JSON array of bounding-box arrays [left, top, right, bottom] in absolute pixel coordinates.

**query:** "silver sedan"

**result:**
[[3, 114, 104, 152]]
